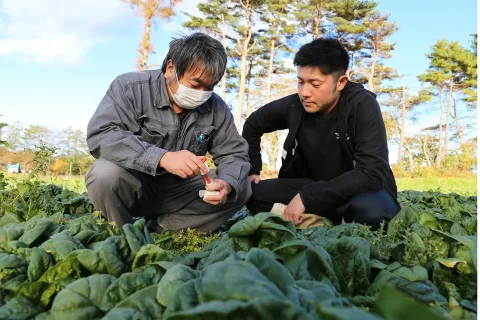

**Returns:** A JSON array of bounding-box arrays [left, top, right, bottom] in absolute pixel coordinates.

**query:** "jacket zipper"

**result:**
[[175, 111, 195, 151]]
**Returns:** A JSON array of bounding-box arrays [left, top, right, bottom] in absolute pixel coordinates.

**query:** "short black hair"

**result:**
[[293, 38, 349, 77], [161, 32, 227, 85]]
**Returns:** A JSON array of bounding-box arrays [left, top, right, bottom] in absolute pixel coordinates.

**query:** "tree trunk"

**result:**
[[397, 84, 406, 163], [266, 39, 276, 104], [236, 51, 248, 128], [444, 79, 454, 153], [246, 60, 253, 117], [423, 136, 432, 167], [220, 14, 228, 100], [271, 131, 279, 171], [436, 83, 445, 166], [137, 1, 158, 71], [235, 0, 253, 129], [452, 99, 464, 144], [139, 18, 151, 70], [313, 2, 322, 39], [368, 49, 377, 92], [346, 68, 354, 80], [405, 145, 415, 170], [345, 52, 354, 80], [263, 131, 280, 172]]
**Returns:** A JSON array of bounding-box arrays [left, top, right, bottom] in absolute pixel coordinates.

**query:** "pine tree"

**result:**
[[258, 0, 296, 103], [392, 87, 432, 165], [229, 0, 265, 129], [419, 38, 477, 165], [329, 0, 377, 79], [183, 0, 237, 99], [292, 0, 336, 40], [122, 0, 182, 71], [356, 10, 399, 93]]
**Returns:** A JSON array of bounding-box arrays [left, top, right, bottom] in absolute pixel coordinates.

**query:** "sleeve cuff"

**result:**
[[299, 181, 327, 214], [218, 173, 240, 203], [143, 146, 168, 176], [298, 189, 311, 213]]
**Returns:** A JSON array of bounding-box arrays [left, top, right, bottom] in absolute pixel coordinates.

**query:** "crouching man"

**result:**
[[85, 32, 251, 233], [242, 38, 399, 229]]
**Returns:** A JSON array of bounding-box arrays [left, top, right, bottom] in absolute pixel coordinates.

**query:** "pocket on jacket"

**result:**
[[191, 126, 215, 155], [141, 123, 168, 148]]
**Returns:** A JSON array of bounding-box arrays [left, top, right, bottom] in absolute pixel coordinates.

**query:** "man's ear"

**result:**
[[337, 75, 349, 91], [164, 60, 174, 80]]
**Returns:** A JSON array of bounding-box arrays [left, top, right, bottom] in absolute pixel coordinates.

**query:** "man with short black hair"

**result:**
[[86, 32, 251, 232], [242, 38, 399, 229]]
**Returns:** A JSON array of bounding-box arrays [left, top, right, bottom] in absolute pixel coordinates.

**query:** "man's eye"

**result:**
[[313, 85, 320, 88], [297, 82, 304, 85]]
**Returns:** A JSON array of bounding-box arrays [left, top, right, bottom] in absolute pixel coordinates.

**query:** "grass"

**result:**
[[5, 173, 477, 196], [396, 176, 477, 196], [40, 176, 87, 194], [4, 173, 87, 194]]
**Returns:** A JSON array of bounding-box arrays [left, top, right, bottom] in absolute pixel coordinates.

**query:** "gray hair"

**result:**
[[161, 32, 227, 86]]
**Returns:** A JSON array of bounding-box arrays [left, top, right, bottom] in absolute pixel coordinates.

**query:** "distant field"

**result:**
[[4, 174, 87, 194], [5, 173, 477, 196], [396, 177, 477, 195]]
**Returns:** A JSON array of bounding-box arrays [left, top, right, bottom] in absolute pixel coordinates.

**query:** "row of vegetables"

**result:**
[[0, 174, 477, 319]]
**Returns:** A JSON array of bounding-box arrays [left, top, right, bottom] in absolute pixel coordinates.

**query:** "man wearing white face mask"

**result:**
[[85, 32, 252, 233], [167, 68, 213, 109]]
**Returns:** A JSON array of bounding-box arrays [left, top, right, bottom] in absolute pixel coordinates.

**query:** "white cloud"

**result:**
[[0, 0, 132, 63]]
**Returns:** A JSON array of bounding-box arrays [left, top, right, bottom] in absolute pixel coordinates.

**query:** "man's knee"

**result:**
[[236, 178, 252, 205], [343, 191, 399, 228], [86, 159, 137, 190], [247, 179, 286, 213], [85, 159, 143, 210], [85, 159, 149, 223], [246, 181, 264, 213], [87, 159, 120, 186], [246, 178, 294, 213]]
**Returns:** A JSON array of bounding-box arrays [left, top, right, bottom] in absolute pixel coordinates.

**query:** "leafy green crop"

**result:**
[[0, 175, 477, 319]]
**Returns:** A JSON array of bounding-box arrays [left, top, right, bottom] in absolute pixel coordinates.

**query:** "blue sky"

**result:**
[[0, 0, 476, 136]]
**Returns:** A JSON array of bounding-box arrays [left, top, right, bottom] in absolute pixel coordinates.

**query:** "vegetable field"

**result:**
[[0, 173, 477, 319]]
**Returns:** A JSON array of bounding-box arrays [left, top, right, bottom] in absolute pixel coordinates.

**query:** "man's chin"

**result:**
[[302, 104, 320, 113]]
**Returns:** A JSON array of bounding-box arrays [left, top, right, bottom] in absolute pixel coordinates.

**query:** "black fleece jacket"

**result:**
[[242, 81, 398, 215]]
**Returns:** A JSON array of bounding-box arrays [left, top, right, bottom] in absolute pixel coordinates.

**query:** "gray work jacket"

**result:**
[[86, 69, 251, 199]]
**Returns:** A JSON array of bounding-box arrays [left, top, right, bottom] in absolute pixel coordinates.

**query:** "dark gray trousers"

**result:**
[[85, 159, 251, 233]]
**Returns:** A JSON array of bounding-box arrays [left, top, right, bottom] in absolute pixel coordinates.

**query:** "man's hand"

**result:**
[[203, 179, 232, 205], [159, 150, 208, 179], [248, 174, 261, 184], [283, 193, 305, 225]]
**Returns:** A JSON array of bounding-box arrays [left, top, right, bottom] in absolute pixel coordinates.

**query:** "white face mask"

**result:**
[[167, 68, 213, 109]]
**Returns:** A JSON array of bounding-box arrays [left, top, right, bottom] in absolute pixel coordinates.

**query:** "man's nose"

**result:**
[[300, 85, 312, 98]]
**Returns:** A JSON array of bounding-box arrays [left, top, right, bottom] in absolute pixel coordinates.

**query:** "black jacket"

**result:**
[[242, 81, 398, 213]]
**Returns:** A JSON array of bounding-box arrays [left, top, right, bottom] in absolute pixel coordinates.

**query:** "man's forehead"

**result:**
[[297, 66, 329, 80]]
